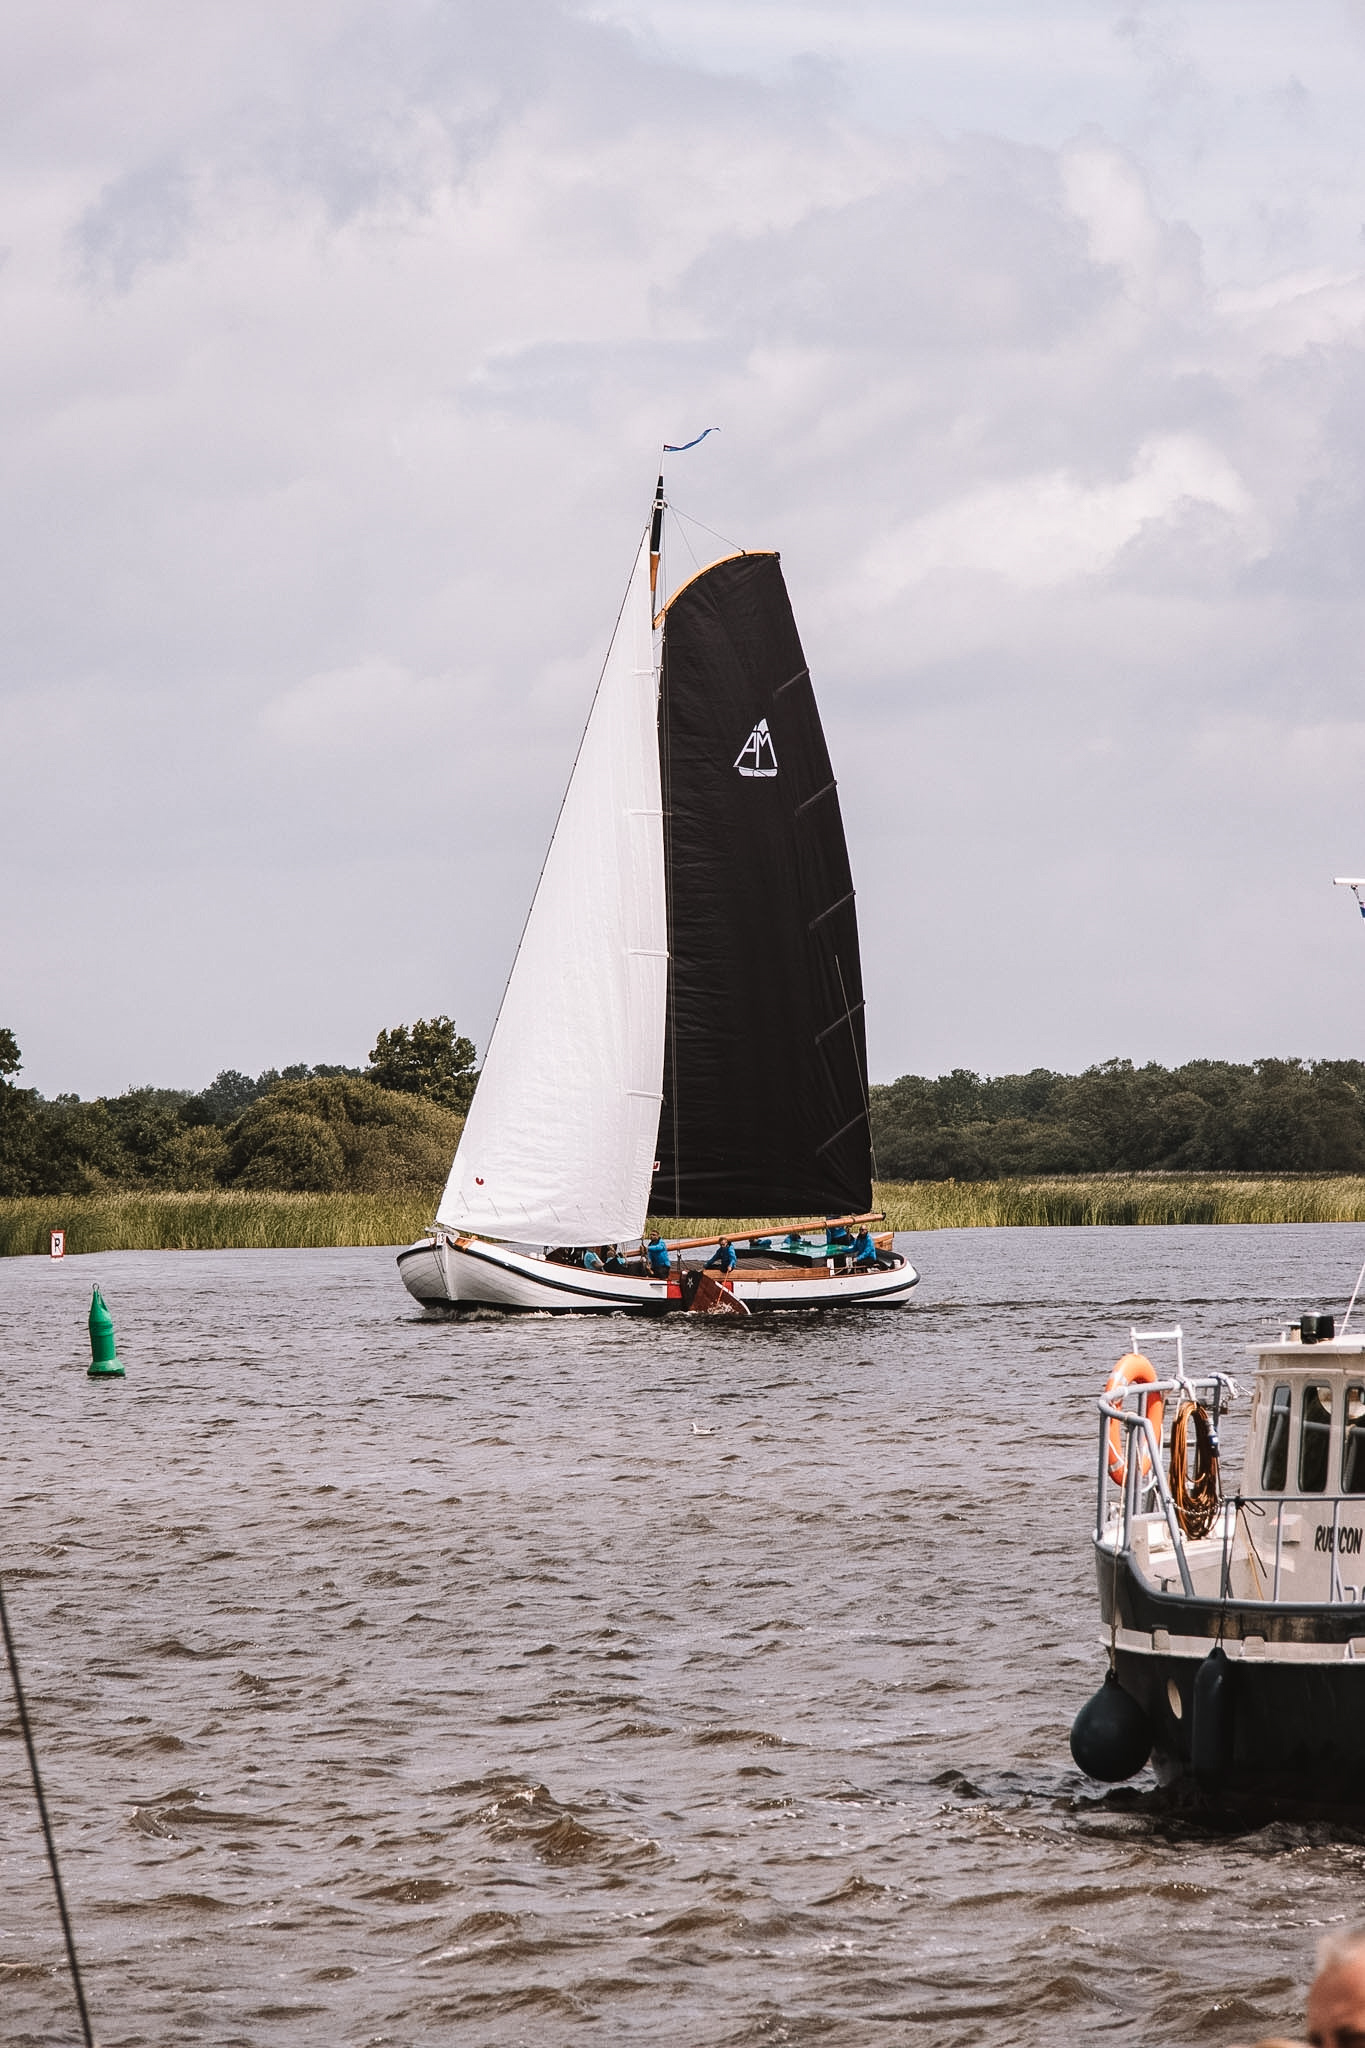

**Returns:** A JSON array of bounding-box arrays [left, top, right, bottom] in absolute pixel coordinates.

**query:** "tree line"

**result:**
[[868, 1058, 1365, 1180], [6, 1031, 1363, 1194], [0, 1020, 477, 1196]]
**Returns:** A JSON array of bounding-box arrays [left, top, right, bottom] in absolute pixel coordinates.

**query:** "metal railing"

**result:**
[[1097, 1380, 1365, 1607]]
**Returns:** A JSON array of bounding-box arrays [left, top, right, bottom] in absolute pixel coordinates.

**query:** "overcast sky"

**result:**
[[5, 0, 1365, 1098]]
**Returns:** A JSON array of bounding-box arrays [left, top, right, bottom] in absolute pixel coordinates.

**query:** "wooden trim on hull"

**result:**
[[397, 1235, 918, 1314]]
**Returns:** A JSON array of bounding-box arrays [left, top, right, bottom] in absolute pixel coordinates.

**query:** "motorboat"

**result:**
[[1071, 1311, 1365, 1808]]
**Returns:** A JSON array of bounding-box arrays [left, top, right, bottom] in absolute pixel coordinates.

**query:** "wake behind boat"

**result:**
[[398, 469, 917, 1315]]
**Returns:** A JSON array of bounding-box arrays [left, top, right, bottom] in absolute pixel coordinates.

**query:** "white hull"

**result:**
[[399, 1236, 669, 1313], [732, 1259, 917, 1310], [398, 1235, 918, 1315]]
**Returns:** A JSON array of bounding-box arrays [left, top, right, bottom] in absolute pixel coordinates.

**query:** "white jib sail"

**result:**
[[436, 535, 666, 1245]]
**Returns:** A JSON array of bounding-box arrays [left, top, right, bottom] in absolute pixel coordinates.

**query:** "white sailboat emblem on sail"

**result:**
[[735, 717, 778, 778]]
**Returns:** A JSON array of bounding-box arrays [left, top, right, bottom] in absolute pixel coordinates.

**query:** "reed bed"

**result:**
[[5, 1177, 1365, 1257], [0, 1192, 436, 1257], [874, 1176, 1365, 1230], [654, 1176, 1365, 1238]]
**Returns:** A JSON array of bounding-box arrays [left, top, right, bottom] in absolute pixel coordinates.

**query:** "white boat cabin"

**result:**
[[1099, 1323, 1365, 1612]]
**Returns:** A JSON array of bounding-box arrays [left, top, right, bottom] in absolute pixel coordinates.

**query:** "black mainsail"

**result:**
[[654, 551, 873, 1218]]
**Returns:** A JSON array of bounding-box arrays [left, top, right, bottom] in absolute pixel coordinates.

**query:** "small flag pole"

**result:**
[[651, 429, 719, 613], [1334, 877, 1365, 921]]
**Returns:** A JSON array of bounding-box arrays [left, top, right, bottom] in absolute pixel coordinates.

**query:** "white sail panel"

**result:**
[[436, 537, 666, 1245]]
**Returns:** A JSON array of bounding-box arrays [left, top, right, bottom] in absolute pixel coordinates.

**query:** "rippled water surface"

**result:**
[[5, 1226, 1365, 2045]]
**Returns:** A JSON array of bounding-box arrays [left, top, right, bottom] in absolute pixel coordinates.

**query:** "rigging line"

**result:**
[[815, 1000, 866, 1046], [1342, 1250, 1365, 1335], [0, 1574, 95, 2048], [666, 501, 747, 558], [835, 952, 877, 1184], [669, 507, 705, 584]]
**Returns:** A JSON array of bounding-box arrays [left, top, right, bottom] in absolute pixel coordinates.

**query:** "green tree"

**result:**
[[224, 1075, 464, 1191], [182, 1069, 262, 1125], [27, 1096, 126, 1193], [367, 1017, 478, 1112], [230, 1109, 347, 1191], [0, 1028, 40, 1195]]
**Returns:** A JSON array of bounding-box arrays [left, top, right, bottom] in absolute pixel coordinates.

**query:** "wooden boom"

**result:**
[[659, 1210, 885, 1253]]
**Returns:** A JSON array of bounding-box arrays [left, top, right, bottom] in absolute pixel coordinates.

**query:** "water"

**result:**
[[3, 1225, 1365, 2046]]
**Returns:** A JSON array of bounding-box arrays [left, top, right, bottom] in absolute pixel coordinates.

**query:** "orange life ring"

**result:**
[[1104, 1352, 1164, 1488]]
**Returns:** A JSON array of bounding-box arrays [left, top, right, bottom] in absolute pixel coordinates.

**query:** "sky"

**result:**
[[5, 1, 1365, 1097]]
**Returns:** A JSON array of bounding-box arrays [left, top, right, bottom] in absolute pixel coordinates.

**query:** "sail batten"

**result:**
[[436, 536, 666, 1245]]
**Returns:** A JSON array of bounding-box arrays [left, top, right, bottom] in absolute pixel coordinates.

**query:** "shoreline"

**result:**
[[6, 1175, 1365, 1255]]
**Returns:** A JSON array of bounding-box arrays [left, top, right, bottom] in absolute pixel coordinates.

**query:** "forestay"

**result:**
[[437, 537, 666, 1244]]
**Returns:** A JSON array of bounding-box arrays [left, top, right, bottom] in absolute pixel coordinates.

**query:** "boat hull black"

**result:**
[[1097, 1547, 1365, 1812], [1114, 1646, 1365, 1814]]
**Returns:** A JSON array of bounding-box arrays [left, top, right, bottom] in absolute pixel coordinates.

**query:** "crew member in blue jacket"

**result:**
[[645, 1235, 671, 1278], [705, 1238, 737, 1274], [851, 1227, 878, 1267]]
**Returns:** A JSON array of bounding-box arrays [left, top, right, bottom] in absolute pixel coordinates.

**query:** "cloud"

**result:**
[[75, 160, 195, 290], [261, 660, 483, 750], [861, 433, 1260, 594], [3, 1, 1365, 1095]]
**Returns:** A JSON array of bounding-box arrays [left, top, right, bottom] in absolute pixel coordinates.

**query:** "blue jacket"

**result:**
[[705, 1242, 737, 1273], [645, 1237, 671, 1278]]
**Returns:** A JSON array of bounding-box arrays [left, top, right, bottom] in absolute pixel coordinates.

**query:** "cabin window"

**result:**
[[1261, 1384, 1291, 1490], [1299, 1384, 1333, 1493], [1344, 1386, 1365, 1494]]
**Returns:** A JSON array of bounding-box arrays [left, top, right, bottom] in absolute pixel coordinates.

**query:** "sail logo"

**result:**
[[735, 718, 778, 778]]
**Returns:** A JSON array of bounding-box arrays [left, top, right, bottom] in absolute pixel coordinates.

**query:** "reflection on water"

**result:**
[[2, 1225, 1363, 2045]]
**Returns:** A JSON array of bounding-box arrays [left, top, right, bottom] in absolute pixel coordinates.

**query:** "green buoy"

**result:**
[[87, 1285, 125, 1379]]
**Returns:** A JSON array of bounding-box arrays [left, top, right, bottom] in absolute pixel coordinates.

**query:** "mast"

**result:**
[[648, 471, 664, 616]]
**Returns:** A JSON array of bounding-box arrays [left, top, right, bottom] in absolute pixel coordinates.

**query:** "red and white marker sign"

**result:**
[[50, 1229, 65, 1259]]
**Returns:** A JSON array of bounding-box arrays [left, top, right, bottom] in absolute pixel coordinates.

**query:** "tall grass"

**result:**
[[874, 1177, 1365, 1230], [653, 1176, 1365, 1237], [6, 1176, 1365, 1257], [0, 1192, 436, 1257]]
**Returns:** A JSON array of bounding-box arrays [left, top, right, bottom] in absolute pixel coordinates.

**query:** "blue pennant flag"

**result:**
[[663, 428, 719, 452]]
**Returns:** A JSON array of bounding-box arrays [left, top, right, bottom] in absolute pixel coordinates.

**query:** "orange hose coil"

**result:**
[[1104, 1352, 1164, 1488]]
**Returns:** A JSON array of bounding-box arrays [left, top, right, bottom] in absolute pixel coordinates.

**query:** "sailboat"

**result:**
[[397, 472, 918, 1314]]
